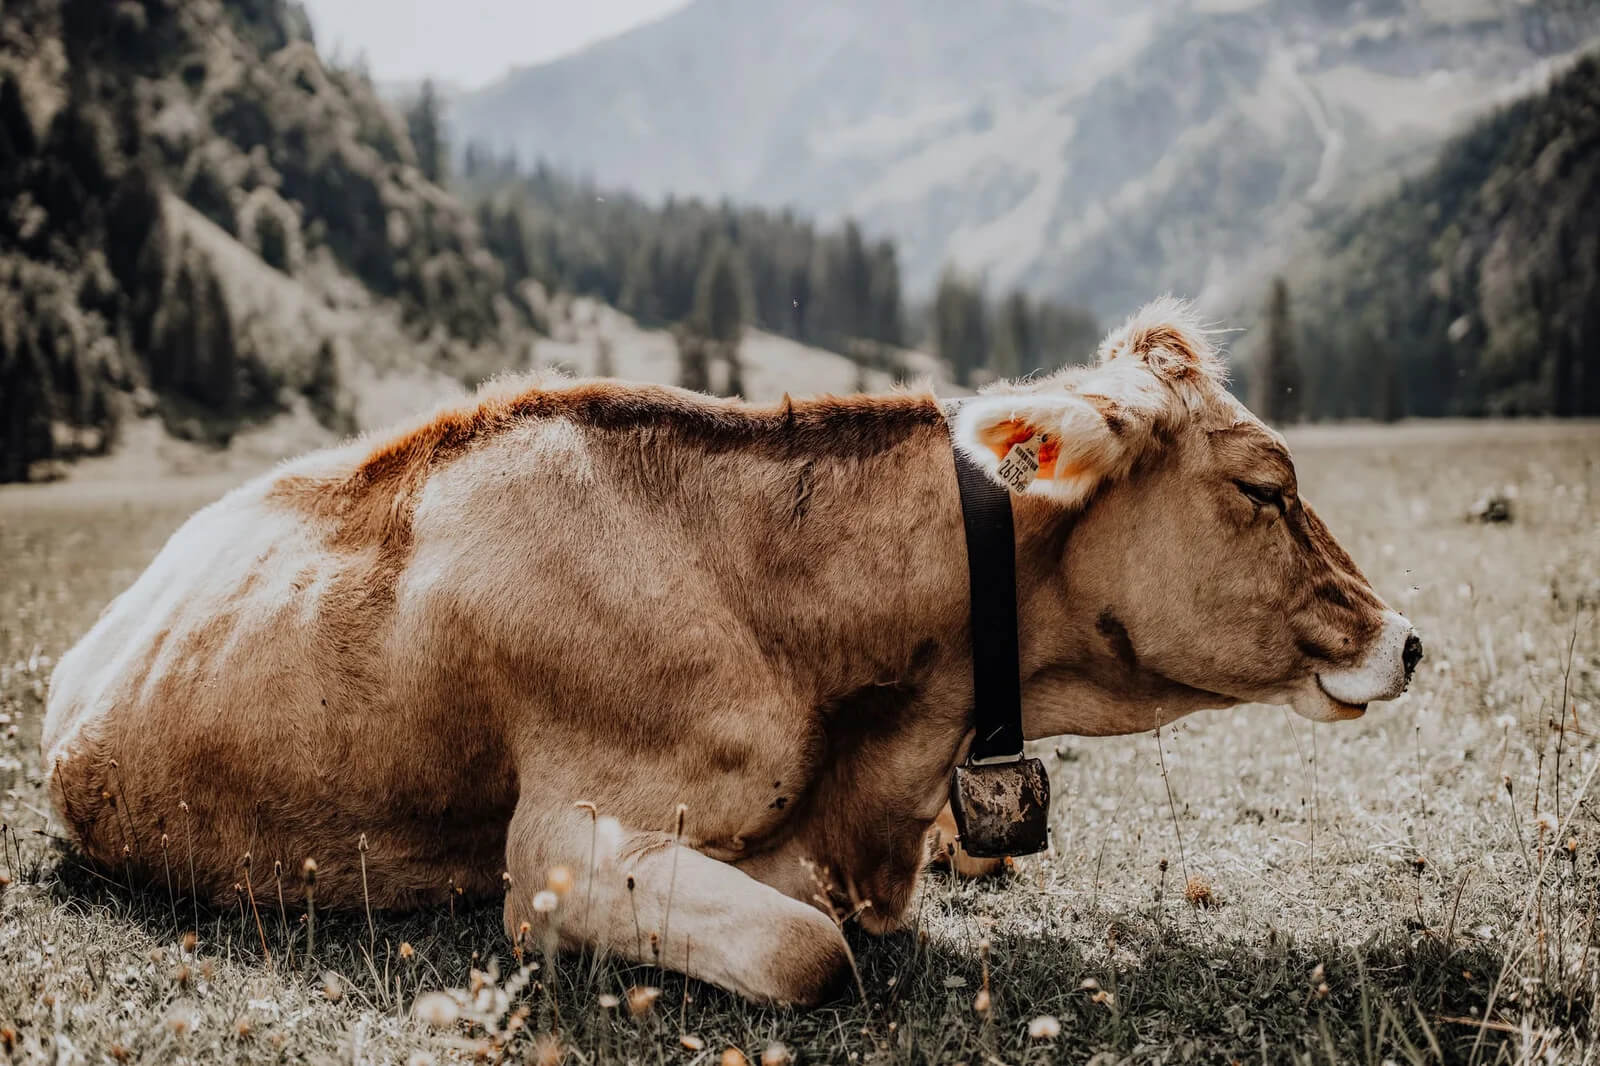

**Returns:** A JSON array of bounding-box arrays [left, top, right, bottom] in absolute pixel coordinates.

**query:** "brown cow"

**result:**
[[42, 300, 1419, 1003]]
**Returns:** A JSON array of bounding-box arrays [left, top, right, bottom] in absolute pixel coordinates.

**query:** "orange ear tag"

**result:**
[[995, 435, 1043, 492]]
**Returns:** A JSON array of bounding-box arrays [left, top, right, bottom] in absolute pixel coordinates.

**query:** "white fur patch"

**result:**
[[1317, 611, 1416, 705]]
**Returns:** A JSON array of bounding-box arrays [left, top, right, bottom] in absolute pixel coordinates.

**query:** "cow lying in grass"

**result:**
[[43, 300, 1420, 1004]]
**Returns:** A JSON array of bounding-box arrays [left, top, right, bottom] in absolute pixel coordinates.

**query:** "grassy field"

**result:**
[[0, 421, 1596, 1065]]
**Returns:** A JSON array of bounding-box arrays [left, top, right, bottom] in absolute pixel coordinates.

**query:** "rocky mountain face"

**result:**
[[452, 0, 1600, 316]]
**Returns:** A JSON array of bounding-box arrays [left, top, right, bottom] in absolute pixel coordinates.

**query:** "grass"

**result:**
[[0, 420, 1596, 1064]]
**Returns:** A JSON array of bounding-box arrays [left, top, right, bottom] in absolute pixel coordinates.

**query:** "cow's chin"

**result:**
[[1289, 677, 1369, 722]]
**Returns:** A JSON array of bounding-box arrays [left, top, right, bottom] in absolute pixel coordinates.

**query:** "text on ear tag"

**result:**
[[995, 436, 1043, 492]]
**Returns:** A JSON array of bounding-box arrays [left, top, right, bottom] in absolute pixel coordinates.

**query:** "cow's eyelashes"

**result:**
[[1235, 481, 1284, 509]]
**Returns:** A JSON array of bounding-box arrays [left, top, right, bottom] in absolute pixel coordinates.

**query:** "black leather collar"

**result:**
[[942, 401, 1051, 858], [950, 445, 1026, 763]]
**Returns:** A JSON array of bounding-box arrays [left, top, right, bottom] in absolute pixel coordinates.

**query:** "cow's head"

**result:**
[[951, 298, 1420, 732]]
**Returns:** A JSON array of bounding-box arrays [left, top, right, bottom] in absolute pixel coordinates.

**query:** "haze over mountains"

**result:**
[[453, 0, 1600, 317]]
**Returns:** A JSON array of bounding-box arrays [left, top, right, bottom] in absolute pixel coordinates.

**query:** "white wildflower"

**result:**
[[1028, 1015, 1062, 1039], [413, 991, 460, 1027]]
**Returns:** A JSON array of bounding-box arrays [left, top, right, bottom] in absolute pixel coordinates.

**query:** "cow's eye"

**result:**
[[1235, 481, 1284, 509]]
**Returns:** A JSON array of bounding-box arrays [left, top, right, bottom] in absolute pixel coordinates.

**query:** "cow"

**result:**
[[42, 300, 1420, 1004]]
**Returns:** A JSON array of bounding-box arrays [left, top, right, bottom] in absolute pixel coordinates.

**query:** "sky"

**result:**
[[296, 0, 688, 91]]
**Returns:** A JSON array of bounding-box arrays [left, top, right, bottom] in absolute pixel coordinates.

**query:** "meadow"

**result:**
[[0, 421, 1595, 1065]]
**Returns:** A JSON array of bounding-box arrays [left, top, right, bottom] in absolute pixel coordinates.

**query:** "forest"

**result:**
[[1277, 52, 1600, 420], [454, 144, 1103, 387]]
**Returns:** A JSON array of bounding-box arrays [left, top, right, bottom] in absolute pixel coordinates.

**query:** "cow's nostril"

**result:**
[[1402, 632, 1423, 677]]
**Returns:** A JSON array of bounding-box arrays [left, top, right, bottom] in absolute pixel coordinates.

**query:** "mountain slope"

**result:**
[[453, 0, 1600, 315], [0, 0, 537, 481], [458, 0, 1140, 206], [1282, 50, 1600, 419]]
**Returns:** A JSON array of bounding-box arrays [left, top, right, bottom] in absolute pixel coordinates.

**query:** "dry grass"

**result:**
[[0, 420, 1595, 1064]]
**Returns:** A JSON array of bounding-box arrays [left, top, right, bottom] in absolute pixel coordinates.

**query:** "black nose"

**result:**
[[1402, 632, 1423, 678]]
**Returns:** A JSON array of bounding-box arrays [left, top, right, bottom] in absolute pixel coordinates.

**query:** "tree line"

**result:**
[[930, 270, 1102, 387], [452, 128, 1102, 390], [457, 143, 906, 354]]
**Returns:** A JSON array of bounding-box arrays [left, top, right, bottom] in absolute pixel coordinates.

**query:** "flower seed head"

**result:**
[[546, 865, 575, 896], [413, 991, 459, 1027], [627, 985, 661, 1017]]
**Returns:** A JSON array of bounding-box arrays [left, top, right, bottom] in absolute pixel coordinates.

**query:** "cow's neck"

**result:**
[[725, 427, 1077, 924], [1011, 493, 1236, 738]]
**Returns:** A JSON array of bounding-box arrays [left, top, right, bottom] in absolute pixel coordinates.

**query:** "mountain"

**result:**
[[458, 0, 1143, 206], [1275, 49, 1600, 419], [452, 0, 1600, 315]]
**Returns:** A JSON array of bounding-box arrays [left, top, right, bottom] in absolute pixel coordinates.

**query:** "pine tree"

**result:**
[[674, 325, 711, 393], [407, 80, 447, 184], [991, 291, 1033, 380], [0, 310, 55, 483], [934, 270, 987, 387], [693, 240, 750, 344], [867, 239, 903, 345], [620, 241, 662, 323], [1033, 301, 1098, 370], [837, 220, 872, 341], [1251, 277, 1301, 423], [692, 240, 750, 397]]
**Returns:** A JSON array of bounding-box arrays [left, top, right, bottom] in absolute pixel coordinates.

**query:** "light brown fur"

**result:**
[[42, 301, 1412, 1003]]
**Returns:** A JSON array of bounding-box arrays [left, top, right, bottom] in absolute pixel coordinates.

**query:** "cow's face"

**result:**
[[952, 299, 1420, 726]]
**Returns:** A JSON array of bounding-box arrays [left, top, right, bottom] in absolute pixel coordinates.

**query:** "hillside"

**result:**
[[1280, 50, 1600, 419], [452, 0, 1600, 316], [0, 0, 544, 476], [0, 0, 947, 484], [0, 0, 538, 482]]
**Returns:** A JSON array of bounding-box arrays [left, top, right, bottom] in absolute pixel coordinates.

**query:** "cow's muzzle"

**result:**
[[1317, 610, 1421, 706]]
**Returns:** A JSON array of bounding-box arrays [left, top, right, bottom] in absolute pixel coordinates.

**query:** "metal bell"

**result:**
[[948, 756, 1050, 859]]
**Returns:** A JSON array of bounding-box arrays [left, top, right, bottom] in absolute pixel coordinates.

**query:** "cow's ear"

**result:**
[[1097, 296, 1224, 385], [949, 379, 1159, 506]]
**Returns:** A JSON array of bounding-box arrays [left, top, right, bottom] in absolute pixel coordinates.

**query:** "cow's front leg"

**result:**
[[502, 799, 852, 1004]]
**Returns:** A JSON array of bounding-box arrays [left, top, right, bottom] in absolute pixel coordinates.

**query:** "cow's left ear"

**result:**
[[949, 372, 1164, 506]]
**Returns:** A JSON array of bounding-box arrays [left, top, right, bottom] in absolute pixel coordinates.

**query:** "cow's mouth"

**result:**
[[1315, 674, 1368, 715]]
